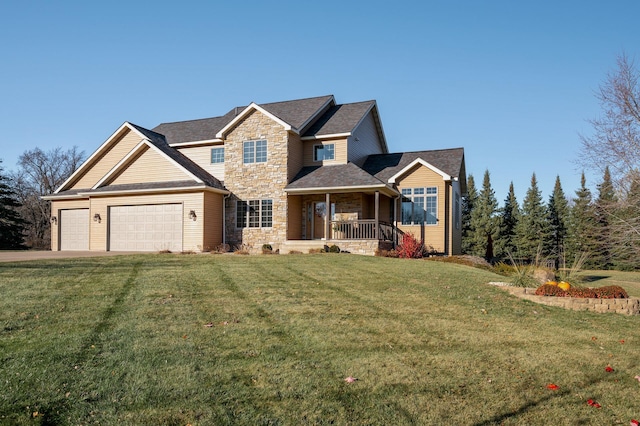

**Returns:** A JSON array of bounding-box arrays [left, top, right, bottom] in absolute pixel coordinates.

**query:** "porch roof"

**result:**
[[285, 163, 398, 195]]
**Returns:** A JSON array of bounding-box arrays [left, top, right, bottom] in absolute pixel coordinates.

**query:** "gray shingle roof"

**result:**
[[286, 163, 388, 190], [152, 108, 241, 145], [302, 101, 375, 136], [259, 95, 335, 131], [362, 148, 466, 190]]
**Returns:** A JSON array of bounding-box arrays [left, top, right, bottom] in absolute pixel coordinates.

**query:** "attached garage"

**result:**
[[109, 203, 183, 252], [59, 209, 90, 250]]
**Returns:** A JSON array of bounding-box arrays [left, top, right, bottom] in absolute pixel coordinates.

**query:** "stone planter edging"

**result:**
[[490, 283, 640, 316]]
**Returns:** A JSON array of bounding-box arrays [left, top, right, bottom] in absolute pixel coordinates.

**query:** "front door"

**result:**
[[311, 202, 326, 239]]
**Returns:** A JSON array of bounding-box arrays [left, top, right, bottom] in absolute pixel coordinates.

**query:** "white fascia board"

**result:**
[[300, 132, 351, 140], [54, 122, 135, 194], [41, 193, 87, 201], [169, 139, 223, 147], [77, 185, 229, 198], [285, 184, 398, 196], [388, 158, 452, 184], [215, 103, 293, 139]]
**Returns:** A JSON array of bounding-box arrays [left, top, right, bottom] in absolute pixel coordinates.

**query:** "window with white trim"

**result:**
[[243, 140, 267, 164], [211, 147, 224, 164], [401, 187, 438, 225], [313, 144, 335, 161], [236, 199, 272, 228]]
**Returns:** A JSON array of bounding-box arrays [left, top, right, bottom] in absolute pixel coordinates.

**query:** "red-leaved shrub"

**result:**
[[535, 284, 567, 297], [566, 287, 598, 298], [396, 233, 425, 259], [593, 286, 629, 299]]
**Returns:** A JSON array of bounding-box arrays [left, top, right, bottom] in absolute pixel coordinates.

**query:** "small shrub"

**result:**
[[328, 244, 340, 253], [397, 233, 425, 259], [233, 244, 251, 255], [262, 244, 273, 254], [375, 249, 399, 258], [308, 248, 324, 254], [535, 284, 567, 297], [213, 244, 230, 254], [593, 285, 629, 299]]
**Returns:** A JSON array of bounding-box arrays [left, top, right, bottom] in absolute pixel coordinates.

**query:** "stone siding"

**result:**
[[502, 286, 640, 315], [223, 110, 290, 250]]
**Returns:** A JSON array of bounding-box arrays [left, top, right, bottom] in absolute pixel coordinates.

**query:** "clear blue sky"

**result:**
[[1, 0, 637, 203]]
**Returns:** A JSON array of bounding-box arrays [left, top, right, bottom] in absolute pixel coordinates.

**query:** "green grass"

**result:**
[[1, 254, 639, 425]]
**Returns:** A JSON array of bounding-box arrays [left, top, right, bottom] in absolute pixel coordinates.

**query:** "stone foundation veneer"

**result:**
[[500, 286, 640, 315]]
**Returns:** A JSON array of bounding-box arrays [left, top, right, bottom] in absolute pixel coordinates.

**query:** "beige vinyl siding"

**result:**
[[302, 138, 348, 167], [287, 195, 303, 240], [396, 165, 447, 253], [50, 199, 90, 251], [178, 145, 225, 182], [109, 146, 193, 185], [349, 111, 385, 166], [287, 133, 304, 182], [71, 129, 144, 190], [203, 191, 223, 250], [89, 192, 205, 251]]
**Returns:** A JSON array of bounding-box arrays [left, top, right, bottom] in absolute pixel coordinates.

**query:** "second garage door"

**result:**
[[109, 204, 183, 252]]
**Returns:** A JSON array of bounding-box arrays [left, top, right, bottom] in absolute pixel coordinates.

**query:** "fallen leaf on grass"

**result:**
[[634, 375, 640, 382], [587, 399, 602, 408], [620, 339, 625, 344], [630, 420, 639, 426], [204, 323, 213, 327], [606, 366, 614, 373], [344, 376, 358, 383], [546, 384, 559, 390]]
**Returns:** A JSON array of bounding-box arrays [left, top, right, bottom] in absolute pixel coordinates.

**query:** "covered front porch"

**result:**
[[283, 189, 402, 255]]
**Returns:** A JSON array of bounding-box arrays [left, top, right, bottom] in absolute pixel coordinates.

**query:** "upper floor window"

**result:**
[[243, 140, 267, 164], [313, 144, 335, 161], [401, 187, 438, 225], [211, 147, 224, 164]]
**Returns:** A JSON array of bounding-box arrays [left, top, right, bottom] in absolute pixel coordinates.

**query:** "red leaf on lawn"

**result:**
[[630, 420, 639, 426], [620, 339, 625, 344], [344, 376, 358, 383], [587, 399, 602, 408], [606, 366, 614, 373], [546, 384, 559, 390], [591, 336, 597, 341]]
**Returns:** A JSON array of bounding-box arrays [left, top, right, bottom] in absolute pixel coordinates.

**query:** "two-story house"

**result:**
[[45, 95, 466, 255]]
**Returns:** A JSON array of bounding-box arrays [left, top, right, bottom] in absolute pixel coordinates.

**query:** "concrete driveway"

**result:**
[[0, 251, 142, 263]]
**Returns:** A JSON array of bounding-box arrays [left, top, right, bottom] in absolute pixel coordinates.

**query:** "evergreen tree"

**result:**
[[515, 173, 549, 260], [0, 161, 26, 249], [594, 166, 617, 268], [566, 173, 599, 267], [461, 174, 478, 255], [469, 170, 499, 260], [495, 182, 520, 260], [546, 176, 569, 268]]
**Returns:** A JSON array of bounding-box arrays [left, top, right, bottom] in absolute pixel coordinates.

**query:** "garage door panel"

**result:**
[[109, 204, 183, 252], [60, 209, 89, 251]]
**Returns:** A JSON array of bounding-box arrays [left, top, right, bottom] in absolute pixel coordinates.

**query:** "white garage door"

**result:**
[[60, 209, 90, 251], [109, 204, 183, 252]]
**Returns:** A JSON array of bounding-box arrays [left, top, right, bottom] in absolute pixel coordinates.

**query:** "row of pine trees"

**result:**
[[461, 167, 630, 270]]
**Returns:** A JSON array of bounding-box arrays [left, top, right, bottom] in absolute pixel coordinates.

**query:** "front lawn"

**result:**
[[1, 254, 639, 425]]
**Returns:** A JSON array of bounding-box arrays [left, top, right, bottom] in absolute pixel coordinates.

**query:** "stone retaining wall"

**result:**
[[501, 286, 640, 316]]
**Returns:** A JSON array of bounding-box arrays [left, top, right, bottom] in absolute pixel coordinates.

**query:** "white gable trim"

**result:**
[[169, 139, 223, 147], [92, 139, 203, 189], [300, 132, 351, 140], [54, 122, 140, 194], [215, 103, 293, 139], [388, 158, 452, 184]]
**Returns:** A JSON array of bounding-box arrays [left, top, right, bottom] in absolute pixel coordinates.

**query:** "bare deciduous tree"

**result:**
[[11, 147, 85, 249], [580, 54, 640, 265]]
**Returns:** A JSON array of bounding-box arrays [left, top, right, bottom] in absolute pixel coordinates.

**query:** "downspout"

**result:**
[[223, 193, 231, 247]]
